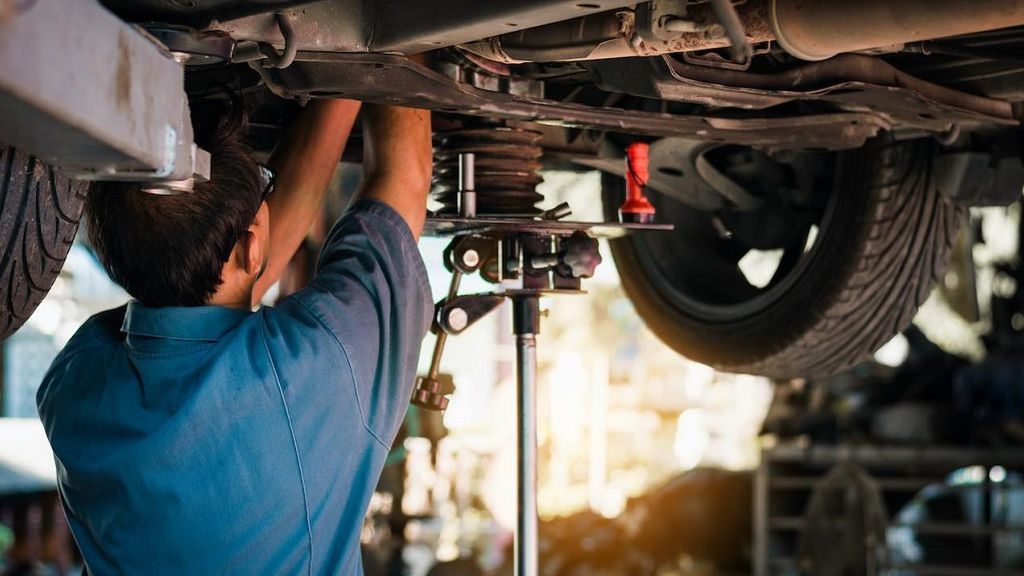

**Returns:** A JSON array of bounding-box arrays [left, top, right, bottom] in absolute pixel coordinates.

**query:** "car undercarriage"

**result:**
[[3, 0, 1024, 376], [116, 0, 1024, 151]]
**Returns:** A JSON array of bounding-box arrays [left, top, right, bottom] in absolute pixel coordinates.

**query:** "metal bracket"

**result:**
[[437, 293, 505, 335]]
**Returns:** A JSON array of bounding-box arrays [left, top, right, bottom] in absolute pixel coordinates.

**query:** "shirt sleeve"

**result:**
[[283, 199, 432, 444]]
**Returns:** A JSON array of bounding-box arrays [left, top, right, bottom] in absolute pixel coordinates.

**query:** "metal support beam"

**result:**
[[0, 0, 208, 182]]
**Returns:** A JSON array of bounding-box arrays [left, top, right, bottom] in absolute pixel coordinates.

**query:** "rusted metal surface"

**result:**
[[206, 0, 368, 53], [588, 53, 1019, 133], [770, 0, 1024, 61], [205, 0, 641, 56], [451, 0, 1024, 67], [433, 128, 546, 215], [127, 0, 1024, 70], [260, 50, 1017, 148], [634, 0, 773, 57], [460, 0, 774, 63], [366, 0, 639, 54], [258, 52, 889, 150]]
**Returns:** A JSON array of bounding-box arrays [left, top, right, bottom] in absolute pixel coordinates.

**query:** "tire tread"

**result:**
[[0, 146, 88, 339], [750, 142, 962, 377]]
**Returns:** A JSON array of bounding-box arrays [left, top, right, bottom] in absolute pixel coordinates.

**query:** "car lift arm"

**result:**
[[0, 0, 208, 185]]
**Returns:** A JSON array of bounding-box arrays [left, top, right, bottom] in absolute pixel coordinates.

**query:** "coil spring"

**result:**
[[432, 126, 544, 217]]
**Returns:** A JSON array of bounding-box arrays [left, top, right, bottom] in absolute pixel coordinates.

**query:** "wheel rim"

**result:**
[[624, 143, 839, 323]]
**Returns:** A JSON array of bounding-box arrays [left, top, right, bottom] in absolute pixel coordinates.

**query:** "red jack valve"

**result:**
[[619, 142, 656, 223]]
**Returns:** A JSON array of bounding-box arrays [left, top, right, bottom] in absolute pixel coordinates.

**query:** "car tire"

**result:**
[[0, 145, 89, 339], [603, 139, 963, 378]]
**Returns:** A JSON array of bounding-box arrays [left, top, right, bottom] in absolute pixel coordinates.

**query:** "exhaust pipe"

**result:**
[[771, 0, 1024, 61], [461, 0, 1024, 64]]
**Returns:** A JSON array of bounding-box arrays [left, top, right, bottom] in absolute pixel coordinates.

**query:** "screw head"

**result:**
[[446, 307, 469, 332], [461, 249, 480, 268]]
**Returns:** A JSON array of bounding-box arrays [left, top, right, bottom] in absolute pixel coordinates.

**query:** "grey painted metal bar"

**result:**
[[513, 295, 540, 576], [0, 0, 206, 182], [515, 333, 538, 576]]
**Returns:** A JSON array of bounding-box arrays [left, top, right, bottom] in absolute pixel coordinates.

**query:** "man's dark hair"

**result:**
[[86, 100, 264, 307]]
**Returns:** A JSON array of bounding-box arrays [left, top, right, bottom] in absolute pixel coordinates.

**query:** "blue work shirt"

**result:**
[[36, 200, 432, 575]]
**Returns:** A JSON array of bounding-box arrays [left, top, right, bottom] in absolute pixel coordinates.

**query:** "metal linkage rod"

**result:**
[[512, 295, 540, 576], [458, 152, 477, 218], [428, 270, 462, 378], [411, 270, 462, 411]]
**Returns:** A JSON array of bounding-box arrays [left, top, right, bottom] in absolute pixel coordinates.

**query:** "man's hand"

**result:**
[[252, 99, 361, 305], [357, 105, 433, 239]]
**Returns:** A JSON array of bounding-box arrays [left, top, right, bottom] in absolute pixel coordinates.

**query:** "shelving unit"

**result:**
[[754, 444, 1024, 576]]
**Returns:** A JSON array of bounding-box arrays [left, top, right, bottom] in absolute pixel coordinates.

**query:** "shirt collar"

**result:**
[[121, 300, 253, 342]]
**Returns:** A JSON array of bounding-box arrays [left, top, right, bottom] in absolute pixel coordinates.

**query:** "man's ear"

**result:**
[[224, 233, 248, 275], [242, 225, 263, 277]]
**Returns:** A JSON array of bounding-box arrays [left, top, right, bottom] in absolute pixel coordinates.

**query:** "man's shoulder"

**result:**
[[37, 305, 126, 425], [258, 301, 350, 362], [44, 304, 125, 383], [69, 304, 128, 348]]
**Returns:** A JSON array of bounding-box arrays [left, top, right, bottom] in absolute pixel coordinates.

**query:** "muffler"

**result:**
[[770, 0, 1024, 61]]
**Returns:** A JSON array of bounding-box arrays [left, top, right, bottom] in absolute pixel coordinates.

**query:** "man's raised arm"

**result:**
[[357, 104, 433, 239], [253, 99, 362, 304]]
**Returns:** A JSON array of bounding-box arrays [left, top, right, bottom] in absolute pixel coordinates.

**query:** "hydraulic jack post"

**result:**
[[413, 144, 671, 576], [512, 294, 540, 576]]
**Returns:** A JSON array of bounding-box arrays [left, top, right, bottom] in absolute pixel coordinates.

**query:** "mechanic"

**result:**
[[35, 97, 433, 574]]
